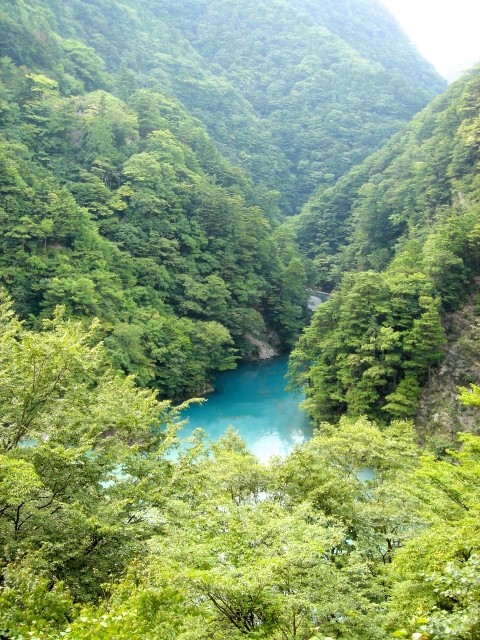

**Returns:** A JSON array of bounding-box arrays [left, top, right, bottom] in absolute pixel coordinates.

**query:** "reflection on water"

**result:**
[[250, 428, 308, 462], [180, 355, 312, 462]]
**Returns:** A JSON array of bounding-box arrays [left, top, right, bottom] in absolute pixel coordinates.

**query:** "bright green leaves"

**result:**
[[0, 455, 43, 510], [459, 383, 480, 407], [388, 431, 480, 639], [0, 300, 102, 450], [276, 417, 420, 567], [61, 40, 109, 92], [0, 330, 471, 640], [137, 427, 384, 640], [0, 293, 183, 629], [0, 559, 74, 639]]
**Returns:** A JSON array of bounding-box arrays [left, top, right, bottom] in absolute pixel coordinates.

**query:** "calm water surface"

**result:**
[[180, 355, 312, 462]]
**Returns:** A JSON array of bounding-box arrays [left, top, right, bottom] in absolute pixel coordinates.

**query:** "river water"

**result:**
[[180, 355, 312, 462]]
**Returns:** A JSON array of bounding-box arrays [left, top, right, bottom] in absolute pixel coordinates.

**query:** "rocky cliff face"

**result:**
[[417, 287, 480, 449], [245, 333, 281, 360]]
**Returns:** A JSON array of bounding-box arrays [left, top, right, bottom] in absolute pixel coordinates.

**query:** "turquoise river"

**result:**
[[180, 355, 312, 462]]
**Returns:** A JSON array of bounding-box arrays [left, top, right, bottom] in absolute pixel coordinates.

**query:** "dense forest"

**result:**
[[1, 0, 480, 639], [1, 297, 480, 639], [289, 65, 480, 425]]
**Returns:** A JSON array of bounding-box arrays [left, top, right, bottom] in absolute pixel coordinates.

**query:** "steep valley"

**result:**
[[1, 2, 480, 639]]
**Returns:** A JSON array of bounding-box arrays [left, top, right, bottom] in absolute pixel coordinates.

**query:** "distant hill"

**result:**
[[294, 64, 480, 289], [160, 0, 445, 210], [0, 0, 444, 212]]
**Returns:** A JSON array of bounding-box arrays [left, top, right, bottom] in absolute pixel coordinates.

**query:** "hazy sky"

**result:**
[[380, 0, 480, 81]]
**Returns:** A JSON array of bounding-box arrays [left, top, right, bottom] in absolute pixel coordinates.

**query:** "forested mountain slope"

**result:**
[[167, 0, 444, 209], [0, 7, 309, 400], [0, 0, 444, 212], [290, 65, 480, 424], [0, 0, 445, 399], [0, 64, 311, 399]]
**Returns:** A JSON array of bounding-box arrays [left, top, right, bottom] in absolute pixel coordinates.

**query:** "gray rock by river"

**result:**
[[307, 289, 331, 311]]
